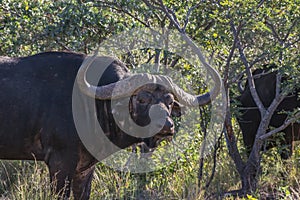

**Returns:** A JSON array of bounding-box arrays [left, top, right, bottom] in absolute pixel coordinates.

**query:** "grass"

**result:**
[[0, 160, 55, 200], [0, 144, 299, 199]]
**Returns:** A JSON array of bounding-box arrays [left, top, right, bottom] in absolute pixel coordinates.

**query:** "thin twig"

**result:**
[[183, 3, 201, 30], [96, 1, 150, 27], [55, 40, 73, 52], [224, 22, 241, 85], [257, 0, 265, 9], [265, 21, 281, 43], [142, 0, 164, 13], [156, 0, 183, 32], [205, 132, 222, 189], [283, 19, 298, 42]]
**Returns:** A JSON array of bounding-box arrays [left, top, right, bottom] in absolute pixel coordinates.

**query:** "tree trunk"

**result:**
[[241, 136, 264, 195], [241, 162, 259, 193]]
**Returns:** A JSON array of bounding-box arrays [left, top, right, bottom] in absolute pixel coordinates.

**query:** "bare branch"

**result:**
[[257, 0, 265, 9], [97, 2, 150, 27], [224, 23, 241, 85], [275, 73, 281, 98], [162, 3, 181, 28], [55, 40, 73, 52], [264, 76, 290, 124], [169, 56, 180, 68], [142, 0, 172, 28], [230, 71, 245, 87], [205, 133, 222, 189], [224, 110, 246, 175], [146, 0, 222, 98], [183, 3, 201, 30], [265, 20, 282, 43], [255, 73, 288, 141], [249, 52, 269, 66], [154, 0, 183, 32], [229, 19, 266, 115], [260, 112, 300, 140], [283, 19, 299, 42], [142, 0, 164, 14]]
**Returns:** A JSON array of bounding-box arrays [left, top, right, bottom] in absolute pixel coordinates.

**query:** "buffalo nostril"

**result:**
[[165, 118, 174, 128]]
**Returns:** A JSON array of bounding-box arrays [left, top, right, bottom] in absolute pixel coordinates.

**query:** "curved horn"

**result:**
[[77, 55, 221, 106], [108, 73, 218, 107], [168, 61, 222, 107], [176, 34, 222, 106], [77, 54, 105, 99], [76, 55, 163, 100]]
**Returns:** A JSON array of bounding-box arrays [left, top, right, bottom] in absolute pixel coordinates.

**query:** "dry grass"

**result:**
[[0, 145, 299, 199]]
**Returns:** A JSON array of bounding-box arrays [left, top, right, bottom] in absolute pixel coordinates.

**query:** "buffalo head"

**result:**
[[127, 83, 183, 149], [76, 55, 221, 151]]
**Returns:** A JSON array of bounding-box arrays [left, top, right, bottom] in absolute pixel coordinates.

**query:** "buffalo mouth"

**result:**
[[138, 131, 175, 153], [154, 125, 175, 139], [155, 132, 174, 139], [152, 131, 175, 146]]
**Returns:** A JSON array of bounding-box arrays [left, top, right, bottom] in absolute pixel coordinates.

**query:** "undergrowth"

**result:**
[[0, 144, 299, 199]]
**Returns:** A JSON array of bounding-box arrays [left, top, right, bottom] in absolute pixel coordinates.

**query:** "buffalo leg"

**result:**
[[72, 166, 95, 200], [46, 152, 77, 199]]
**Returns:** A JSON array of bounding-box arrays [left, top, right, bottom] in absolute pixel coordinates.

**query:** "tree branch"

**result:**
[[183, 3, 201, 30], [229, 19, 266, 115], [260, 112, 300, 140], [155, 0, 183, 32], [283, 19, 298, 42], [257, 0, 265, 9], [265, 20, 281, 43], [142, 0, 164, 14], [275, 73, 281, 98], [224, 23, 241, 85], [96, 1, 150, 27], [55, 40, 73, 52], [144, 0, 221, 100]]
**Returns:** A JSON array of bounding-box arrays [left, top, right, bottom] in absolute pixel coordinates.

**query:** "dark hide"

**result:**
[[0, 52, 181, 199], [237, 67, 300, 159]]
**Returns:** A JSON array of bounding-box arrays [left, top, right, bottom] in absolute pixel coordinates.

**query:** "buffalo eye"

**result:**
[[137, 98, 146, 104], [164, 93, 174, 106], [171, 101, 183, 117], [137, 92, 152, 105]]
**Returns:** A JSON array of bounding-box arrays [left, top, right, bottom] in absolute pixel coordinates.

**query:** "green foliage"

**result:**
[[0, 0, 135, 55]]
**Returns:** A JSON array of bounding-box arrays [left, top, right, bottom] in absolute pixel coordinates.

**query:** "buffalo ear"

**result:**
[[171, 101, 184, 117]]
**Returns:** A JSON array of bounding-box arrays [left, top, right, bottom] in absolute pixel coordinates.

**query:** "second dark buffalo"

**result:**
[[237, 67, 300, 159]]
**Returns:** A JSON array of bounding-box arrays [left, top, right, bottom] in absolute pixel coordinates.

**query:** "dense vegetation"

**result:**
[[0, 0, 299, 199]]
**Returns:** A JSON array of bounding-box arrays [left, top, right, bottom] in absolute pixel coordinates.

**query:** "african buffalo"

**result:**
[[237, 67, 300, 159], [0, 52, 220, 199]]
